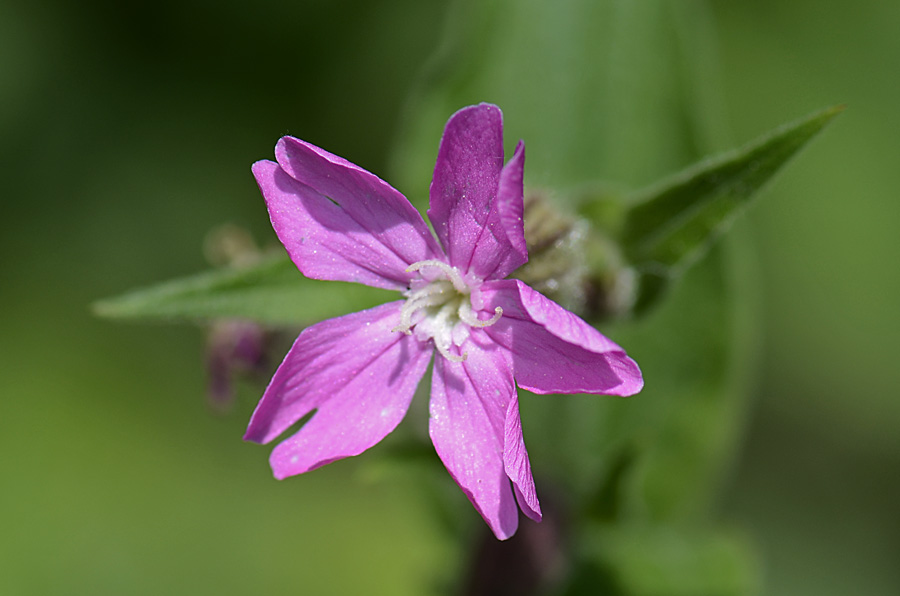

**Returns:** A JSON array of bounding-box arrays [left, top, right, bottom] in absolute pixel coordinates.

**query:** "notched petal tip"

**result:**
[[243, 303, 429, 476]]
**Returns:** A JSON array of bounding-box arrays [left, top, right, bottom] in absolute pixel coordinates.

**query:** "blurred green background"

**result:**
[[1, 0, 897, 594]]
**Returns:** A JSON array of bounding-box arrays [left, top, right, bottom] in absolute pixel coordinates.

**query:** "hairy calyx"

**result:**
[[392, 260, 502, 362]]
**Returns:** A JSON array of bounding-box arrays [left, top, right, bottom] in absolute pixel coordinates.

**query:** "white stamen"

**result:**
[[394, 259, 503, 362], [391, 281, 454, 334], [406, 260, 469, 293], [458, 300, 503, 328]]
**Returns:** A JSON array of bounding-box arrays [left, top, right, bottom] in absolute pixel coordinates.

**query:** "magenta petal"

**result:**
[[491, 140, 528, 278], [481, 280, 644, 396], [254, 136, 442, 290], [244, 301, 432, 478], [429, 335, 520, 540], [428, 103, 502, 261], [427, 104, 527, 280], [465, 140, 528, 280], [504, 391, 542, 522]]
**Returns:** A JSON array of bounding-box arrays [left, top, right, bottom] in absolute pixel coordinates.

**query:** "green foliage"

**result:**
[[616, 105, 844, 313], [93, 254, 392, 326], [90, 1, 841, 594], [387, 3, 831, 594], [98, 106, 841, 329], [565, 525, 760, 596], [8, 0, 896, 591]]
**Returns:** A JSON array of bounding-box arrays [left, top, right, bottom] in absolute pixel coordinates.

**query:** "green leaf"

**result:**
[[619, 105, 844, 312], [93, 254, 393, 326]]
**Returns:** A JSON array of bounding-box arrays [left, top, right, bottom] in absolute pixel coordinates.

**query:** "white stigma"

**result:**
[[392, 260, 502, 362]]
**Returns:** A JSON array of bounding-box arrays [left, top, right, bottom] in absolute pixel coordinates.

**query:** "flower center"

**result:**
[[392, 259, 502, 362]]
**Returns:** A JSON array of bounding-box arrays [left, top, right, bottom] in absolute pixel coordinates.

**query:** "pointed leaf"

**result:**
[[93, 254, 393, 326], [620, 105, 844, 311]]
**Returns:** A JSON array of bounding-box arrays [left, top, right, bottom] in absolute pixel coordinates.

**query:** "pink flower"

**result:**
[[245, 103, 643, 539]]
